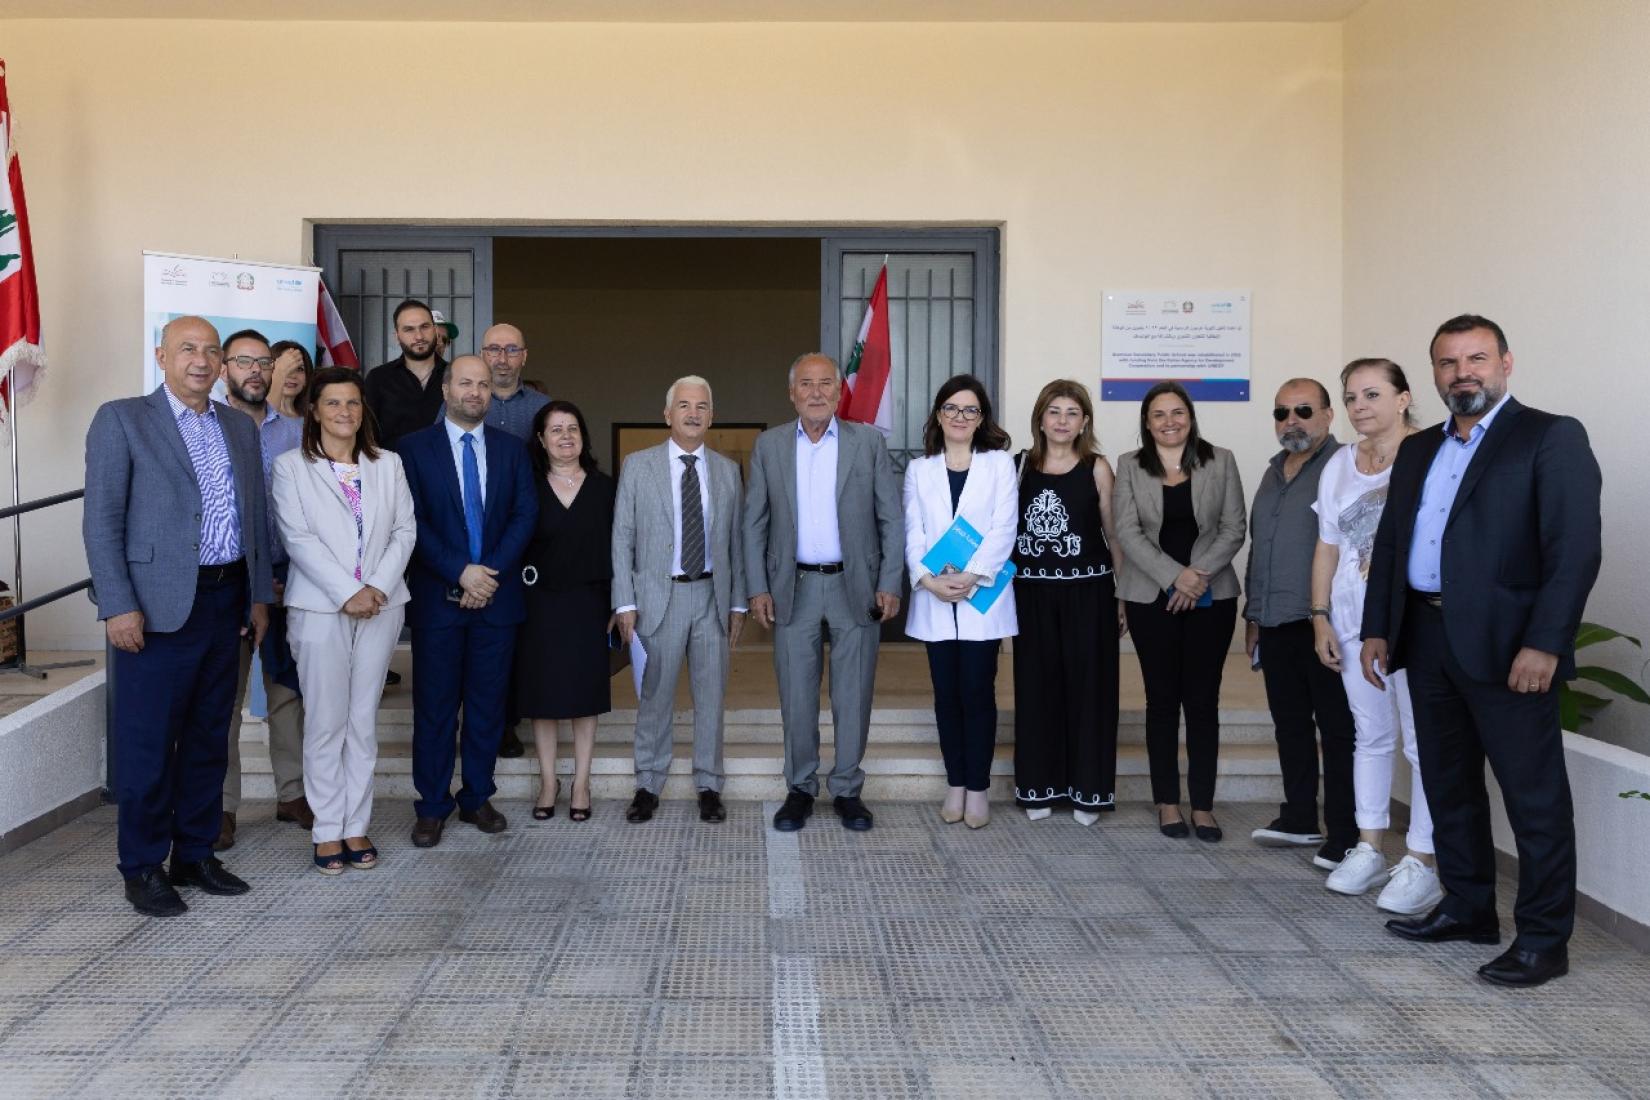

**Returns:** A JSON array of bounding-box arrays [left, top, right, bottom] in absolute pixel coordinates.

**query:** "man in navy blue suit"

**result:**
[[399, 354, 537, 847]]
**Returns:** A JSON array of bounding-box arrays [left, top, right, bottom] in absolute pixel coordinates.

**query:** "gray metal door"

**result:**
[[316, 231, 493, 367], [823, 235, 999, 470]]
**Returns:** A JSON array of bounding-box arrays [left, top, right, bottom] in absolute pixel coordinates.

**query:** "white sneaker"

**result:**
[[1324, 842, 1389, 896], [1376, 855, 1445, 915]]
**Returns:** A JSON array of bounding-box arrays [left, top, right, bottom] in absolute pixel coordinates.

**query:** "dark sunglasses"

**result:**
[[1272, 404, 1319, 422]]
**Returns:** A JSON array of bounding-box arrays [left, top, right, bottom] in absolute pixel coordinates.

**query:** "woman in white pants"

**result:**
[[1309, 358, 1442, 915], [272, 367, 416, 875]]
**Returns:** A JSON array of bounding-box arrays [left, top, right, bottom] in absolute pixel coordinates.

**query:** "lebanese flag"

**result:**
[[837, 262, 892, 437], [317, 277, 359, 368], [0, 60, 46, 426]]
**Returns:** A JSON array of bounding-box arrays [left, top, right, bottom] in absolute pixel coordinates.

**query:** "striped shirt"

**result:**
[[166, 386, 242, 565]]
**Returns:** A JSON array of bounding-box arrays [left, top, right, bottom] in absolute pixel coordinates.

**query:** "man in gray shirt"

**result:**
[[478, 323, 550, 441], [1244, 378, 1357, 870]]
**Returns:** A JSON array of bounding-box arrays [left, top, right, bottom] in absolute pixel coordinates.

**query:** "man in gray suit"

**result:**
[[745, 353, 903, 832], [84, 315, 274, 917], [613, 375, 747, 824]]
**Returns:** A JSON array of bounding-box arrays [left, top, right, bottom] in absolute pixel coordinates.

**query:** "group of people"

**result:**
[[85, 303, 1599, 988]]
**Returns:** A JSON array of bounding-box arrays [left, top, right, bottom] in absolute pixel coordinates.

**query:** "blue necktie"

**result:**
[[461, 432, 484, 563]]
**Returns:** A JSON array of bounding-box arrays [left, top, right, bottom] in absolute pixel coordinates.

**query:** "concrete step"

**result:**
[[235, 740, 1284, 804]]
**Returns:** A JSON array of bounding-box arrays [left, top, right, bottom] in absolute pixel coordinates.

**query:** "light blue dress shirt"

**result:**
[[1407, 395, 1510, 592], [795, 418, 843, 565], [444, 417, 488, 510], [168, 387, 242, 565]]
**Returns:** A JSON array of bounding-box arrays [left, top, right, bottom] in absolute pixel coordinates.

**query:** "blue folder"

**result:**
[[921, 515, 1017, 613]]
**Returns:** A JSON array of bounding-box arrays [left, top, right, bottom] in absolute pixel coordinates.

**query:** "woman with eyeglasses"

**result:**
[[1010, 380, 1124, 825], [271, 367, 417, 874], [515, 400, 616, 822], [1309, 359, 1442, 914], [903, 376, 1018, 828], [1114, 381, 1246, 841]]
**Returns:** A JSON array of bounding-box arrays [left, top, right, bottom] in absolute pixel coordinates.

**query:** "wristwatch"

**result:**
[[1308, 606, 1331, 619]]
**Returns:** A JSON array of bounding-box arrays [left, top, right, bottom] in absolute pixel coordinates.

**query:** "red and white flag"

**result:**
[[317, 277, 359, 368], [0, 59, 46, 427], [837, 262, 892, 437]]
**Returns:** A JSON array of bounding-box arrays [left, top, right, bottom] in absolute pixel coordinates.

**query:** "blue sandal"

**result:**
[[313, 844, 347, 876], [343, 842, 378, 869]]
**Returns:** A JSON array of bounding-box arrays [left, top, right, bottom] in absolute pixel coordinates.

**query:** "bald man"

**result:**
[[397, 355, 538, 847], [478, 322, 550, 441]]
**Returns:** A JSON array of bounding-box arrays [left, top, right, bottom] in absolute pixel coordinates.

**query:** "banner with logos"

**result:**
[[142, 251, 320, 393], [1100, 290, 1251, 402]]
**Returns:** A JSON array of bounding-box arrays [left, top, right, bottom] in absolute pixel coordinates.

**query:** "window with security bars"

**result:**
[[836, 251, 985, 469]]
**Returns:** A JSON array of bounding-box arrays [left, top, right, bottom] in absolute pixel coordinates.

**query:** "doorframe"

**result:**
[[312, 223, 1000, 395]]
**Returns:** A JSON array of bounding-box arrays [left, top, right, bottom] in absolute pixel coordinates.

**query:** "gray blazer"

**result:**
[[742, 418, 904, 627], [611, 442, 747, 637], [83, 386, 275, 632], [1112, 445, 1247, 604]]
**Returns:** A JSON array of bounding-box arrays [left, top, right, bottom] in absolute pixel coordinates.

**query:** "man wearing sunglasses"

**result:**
[[215, 329, 310, 850], [1245, 380, 1359, 874]]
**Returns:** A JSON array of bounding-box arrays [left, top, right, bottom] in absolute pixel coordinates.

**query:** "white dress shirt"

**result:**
[[444, 417, 488, 510], [668, 437, 714, 576], [795, 418, 843, 564]]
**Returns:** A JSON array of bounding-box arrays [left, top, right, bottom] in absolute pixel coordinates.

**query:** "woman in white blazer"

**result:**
[[271, 366, 416, 875], [903, 375, 1018, 829]]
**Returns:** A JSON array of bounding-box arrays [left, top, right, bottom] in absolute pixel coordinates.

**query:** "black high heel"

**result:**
[[569, 778, 592, 822], [532, 779, 560, 821]]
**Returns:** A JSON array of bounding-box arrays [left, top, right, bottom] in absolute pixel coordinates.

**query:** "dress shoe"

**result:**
[[1385, 905, 1500, 945], [411, 816, 446, 848], [459, 801, 508, 833], [833, 795, 874, 832], [940, 786, 966, 824], [124, 869, 187, 918], [772, 789, 814, 832], [275, 797, 315, 829], [212, 811, 236, 852], [1158, 807, 1189, 839], [498, 727, 526, 759], [698, 789, 727, 822], [168, 857, 251, 896], [963, 789, 990, 830], [1478, 945, 1568, 987], [626, 789, 659, 823], [384, 668, 402, 687]]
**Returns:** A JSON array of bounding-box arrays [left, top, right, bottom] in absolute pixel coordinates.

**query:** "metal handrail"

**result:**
[[0, 488, 82, 523], [0, 486, 94, 680], [0, 578, 90, 624]]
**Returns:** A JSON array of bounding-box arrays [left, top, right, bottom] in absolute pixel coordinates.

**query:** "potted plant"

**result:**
[[1560, 622, 1650, 732]]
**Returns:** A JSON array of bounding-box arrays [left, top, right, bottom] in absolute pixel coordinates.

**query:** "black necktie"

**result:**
[[679, 454, 705, 578]]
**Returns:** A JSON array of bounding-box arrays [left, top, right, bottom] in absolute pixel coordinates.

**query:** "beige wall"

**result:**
[[1344, 0, 1650, 752], [1, 18, 1342, 648], [492, 236, 817, 472]]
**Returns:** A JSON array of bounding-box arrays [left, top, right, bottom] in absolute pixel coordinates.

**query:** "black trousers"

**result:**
[[1403, 597, 1575, 951], [1126, 595, 1238, 811], [1258, 620, 1357, 840], [926, 639, 1001, 792]]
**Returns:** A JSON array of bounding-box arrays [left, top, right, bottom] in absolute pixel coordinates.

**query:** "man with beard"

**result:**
[[364, 299, 447, 451], [1244, 379, 1359, 874], [1363, 315, 1600, 987], [213, 330, 310, 848], [398, 355, 537, 847]]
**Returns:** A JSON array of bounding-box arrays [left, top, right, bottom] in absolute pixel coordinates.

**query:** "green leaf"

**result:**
[[1559, 686, 1581, 731], [1574, 622, 1643, 650], [1574, 666, 1650, 705]]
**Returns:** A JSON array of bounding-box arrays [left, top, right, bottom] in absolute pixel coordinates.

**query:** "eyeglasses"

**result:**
[[224, 355, 275, 371], [1272, 404, 1319, 422], [940, 403, 982, 422], [480, 344, 527, 358]]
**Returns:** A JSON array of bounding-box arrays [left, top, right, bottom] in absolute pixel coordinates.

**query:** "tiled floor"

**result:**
[[1, 797, 1646, 1099]]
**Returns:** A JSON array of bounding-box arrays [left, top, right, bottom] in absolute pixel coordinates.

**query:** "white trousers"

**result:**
[[1337, 635, 1433, 854], [288, 605, 405, 844]]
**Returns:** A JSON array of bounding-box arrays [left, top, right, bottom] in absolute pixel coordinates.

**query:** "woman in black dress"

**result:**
[[516, 400, 616, 822], [1011, 380, 1125, 825]]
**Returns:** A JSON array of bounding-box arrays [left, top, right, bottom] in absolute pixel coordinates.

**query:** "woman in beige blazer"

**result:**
[[271, 367, 416, 875], [1113, 382, 1246, 843]]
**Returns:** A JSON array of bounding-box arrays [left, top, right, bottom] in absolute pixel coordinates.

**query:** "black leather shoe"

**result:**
[[625, 789, 659, 823], [168, 857, 251, 896], [124, 869, 187, 917], [772, 790, 814, 832], [1385, 905, 1501, 945], [412, 816, 445, 848], [1478, 945, 1568, 987], [498, 727, 526, 759], [833, 795, 874, 831], [1194, 821, 1223, 843], [698, 789, 726, 823], [458, 801, 508, 833]]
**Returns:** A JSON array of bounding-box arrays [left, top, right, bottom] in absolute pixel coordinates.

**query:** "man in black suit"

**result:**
[[1361, 314, 1601, 987]]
